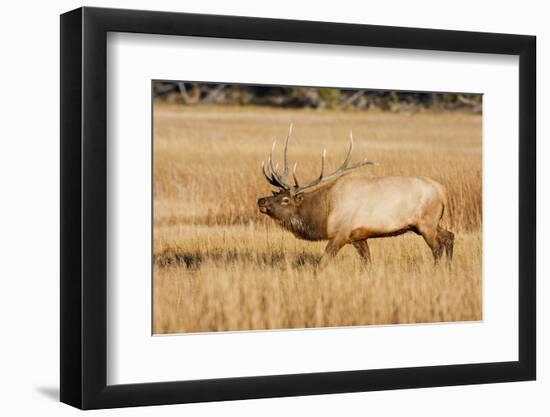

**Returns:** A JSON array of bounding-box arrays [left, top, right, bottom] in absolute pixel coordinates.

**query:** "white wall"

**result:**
[[0, 0, 545, 415]]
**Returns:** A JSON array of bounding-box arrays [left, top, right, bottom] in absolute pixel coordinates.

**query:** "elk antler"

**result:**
[[262, 128, 377, 193], [262, 124, 294, 190]]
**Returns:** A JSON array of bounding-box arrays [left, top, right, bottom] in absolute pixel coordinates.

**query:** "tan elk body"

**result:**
[[257, 126, 454, 264]]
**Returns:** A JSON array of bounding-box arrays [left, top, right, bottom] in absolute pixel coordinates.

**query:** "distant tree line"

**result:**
[[153, 81, 481, 113]]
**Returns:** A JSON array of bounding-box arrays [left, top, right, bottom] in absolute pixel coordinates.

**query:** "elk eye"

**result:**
[[281, 197, 290, 205]]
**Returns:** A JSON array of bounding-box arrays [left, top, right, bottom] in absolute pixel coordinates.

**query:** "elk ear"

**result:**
[[294, 193, 304, 205]]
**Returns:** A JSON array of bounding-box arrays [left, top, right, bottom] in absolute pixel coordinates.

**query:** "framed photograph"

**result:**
[[60, 7, 536, 409]]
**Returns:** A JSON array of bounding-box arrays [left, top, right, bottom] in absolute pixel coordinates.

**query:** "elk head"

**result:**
[[257, 125, 376, 222]]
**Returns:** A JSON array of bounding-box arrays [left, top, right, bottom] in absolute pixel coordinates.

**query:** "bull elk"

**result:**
[[257, 126, 454, 265]]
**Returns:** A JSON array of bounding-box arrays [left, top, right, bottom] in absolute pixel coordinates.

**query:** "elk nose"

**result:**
[[257, 198, 267, 207]]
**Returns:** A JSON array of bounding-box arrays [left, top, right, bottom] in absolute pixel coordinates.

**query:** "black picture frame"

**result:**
[[60, 6, 536, 410]]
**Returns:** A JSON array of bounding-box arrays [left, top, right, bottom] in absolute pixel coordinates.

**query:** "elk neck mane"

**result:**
[[276, 185, 331, 241]]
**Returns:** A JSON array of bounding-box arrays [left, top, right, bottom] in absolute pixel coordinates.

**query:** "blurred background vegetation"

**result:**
[[153, 81, 482, 113]]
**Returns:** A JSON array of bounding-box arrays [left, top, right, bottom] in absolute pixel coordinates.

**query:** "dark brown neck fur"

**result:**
[[283, 186, 330, 241]]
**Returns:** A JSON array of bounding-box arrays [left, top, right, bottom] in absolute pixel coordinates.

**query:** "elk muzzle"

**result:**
[[257, 197, 270, 214]]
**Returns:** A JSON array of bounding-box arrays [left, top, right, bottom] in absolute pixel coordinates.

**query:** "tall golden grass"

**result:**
[[153, 103, 482, 334]]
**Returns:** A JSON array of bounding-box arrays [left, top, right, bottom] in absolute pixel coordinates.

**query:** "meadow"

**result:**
[[153, 103, 482, 334]]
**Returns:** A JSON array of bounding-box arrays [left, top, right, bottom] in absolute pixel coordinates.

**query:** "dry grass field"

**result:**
[[153, 103, 482, 334]]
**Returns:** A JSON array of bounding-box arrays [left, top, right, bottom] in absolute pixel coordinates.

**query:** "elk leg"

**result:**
[[418, 225, 443, 264], [352, 240, 371, 265], [319, 237, 346, 268], [437, 227, 454, 263]]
